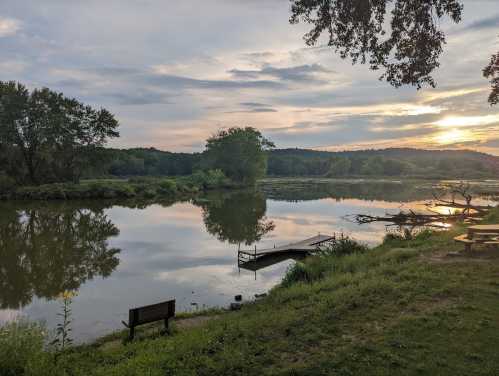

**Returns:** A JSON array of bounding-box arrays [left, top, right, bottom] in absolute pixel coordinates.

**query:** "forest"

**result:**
[[59, 147, 499, 180]]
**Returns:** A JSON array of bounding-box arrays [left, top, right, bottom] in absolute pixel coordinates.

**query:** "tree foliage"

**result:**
[[290, 0, 463, 88], [200, 191, 275, 245], [267, 148, 492, 178], [204, 127, 274, 184], [0, 81, 119, 185], [0, 202, 120, 309], [484, 50, 499, 105]]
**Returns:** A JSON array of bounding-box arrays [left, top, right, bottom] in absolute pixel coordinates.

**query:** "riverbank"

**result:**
[[0, 170, 236, 201], [3, 209, 498, 375]]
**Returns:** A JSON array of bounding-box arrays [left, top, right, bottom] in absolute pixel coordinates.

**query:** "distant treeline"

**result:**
[[104, 148, 201, 177], [267, 148, 499, 179], [90, 147, 499, 180]]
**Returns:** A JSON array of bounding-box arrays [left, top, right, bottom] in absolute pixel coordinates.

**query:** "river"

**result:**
[[0, 179, 496, 341]]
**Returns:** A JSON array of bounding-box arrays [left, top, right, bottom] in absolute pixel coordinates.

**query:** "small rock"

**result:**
[[255, 293, 267, 299], [234, 294, 242, 302], [230, 302, 242, 311], [447, 252, 461, 257]]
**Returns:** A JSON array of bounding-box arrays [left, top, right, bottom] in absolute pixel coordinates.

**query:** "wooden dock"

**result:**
[[238, 234, 336, 265]]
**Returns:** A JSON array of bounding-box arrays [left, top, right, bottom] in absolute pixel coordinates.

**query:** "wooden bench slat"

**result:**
[[126, 299, 175, 340]]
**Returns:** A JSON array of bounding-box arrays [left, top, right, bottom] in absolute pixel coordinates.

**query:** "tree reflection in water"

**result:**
[[198, 190, 275, 246], [0, 202, 120, 309]]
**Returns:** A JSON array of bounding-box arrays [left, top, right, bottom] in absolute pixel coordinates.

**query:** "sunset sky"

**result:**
[[1, 0, 498, 154]]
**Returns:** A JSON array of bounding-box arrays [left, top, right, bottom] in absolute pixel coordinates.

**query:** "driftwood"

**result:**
[[351, 182, 494, 228], [353, 211, 479, 226], [425, 182, 494, 215]]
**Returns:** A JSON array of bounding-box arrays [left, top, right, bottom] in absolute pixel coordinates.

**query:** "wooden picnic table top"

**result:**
[[468, 225, 499, 233]]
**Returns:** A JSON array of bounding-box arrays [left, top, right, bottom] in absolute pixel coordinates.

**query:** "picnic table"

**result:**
[[454, 225, 499, 251]]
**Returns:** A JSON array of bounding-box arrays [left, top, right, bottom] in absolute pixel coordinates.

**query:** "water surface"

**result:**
[[0, 179, 496, 341]]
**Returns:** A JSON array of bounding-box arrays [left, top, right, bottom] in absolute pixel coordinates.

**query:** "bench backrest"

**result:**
[[129, 299, 175, 327]]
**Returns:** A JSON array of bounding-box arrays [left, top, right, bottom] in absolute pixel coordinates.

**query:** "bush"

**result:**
[[182, 170, 229, 190], [158, 179, 177, 195], [281, 262, 315, 287], [383, 228, 434, 244], [0, 174, 16, 193], [4, 171, 231, 201], [318, 236, 369, 257], [282, 237, 368, 287], [0, 321, 55, 376]]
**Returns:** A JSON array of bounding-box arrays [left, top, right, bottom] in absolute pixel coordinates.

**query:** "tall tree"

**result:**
[[0, 82, 119, 185], [204, 127, 274, 184], [290, 1, 499, 105], [290, 0, 463, 89], [484, 50, 499, 105]]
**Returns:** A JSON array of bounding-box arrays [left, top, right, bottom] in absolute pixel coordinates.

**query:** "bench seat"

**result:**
[[454, 235, 474, 244]]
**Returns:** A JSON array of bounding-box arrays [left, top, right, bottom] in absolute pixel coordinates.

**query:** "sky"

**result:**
[[0, 0, 499, 154]]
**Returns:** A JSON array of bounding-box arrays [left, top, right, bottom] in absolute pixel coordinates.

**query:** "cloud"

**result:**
[[227, 102, 278, 113], [2, 0, 498, 155], [433, 115, 499, 128], [240, 102, 271, 108], [226, 108, 277, 114], [107, 90, 172, 106], [229, 64, 332, 83], [149, 73, 283, 90], [0, 17, 20, 37], [462, 14, 499, 32]]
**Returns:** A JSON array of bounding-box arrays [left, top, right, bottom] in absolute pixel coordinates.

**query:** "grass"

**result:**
[[2, 211, 499, 375]]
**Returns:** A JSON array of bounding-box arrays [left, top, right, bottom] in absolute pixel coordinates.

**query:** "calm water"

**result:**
[[0, 179, 496, 342]]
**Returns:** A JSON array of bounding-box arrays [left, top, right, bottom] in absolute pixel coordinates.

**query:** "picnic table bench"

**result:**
[[454, 225, 499, 252]]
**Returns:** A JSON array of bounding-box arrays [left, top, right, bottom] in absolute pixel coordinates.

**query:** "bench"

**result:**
[[122, 299, 175, 340], [454, 225, 499, 252]]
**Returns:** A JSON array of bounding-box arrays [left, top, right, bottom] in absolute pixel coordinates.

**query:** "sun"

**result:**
[[433, 129, 473, 145]]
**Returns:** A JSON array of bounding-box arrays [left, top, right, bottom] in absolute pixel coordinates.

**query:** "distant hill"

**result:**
[[94, 147, 499, 179], [267, 148, 499, 179]]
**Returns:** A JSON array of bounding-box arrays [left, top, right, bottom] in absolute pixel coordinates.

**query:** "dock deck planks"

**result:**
[[238, 234, 335, 258]]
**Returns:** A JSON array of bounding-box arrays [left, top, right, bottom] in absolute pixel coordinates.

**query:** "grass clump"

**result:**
[[0, 321, 56, 376], [282, 236, 368, 287]]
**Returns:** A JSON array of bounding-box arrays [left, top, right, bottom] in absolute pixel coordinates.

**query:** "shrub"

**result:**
[[483, 207, 499, 224], [158, 179, 177, 195], [143, 187, 157, 198], [0, 174, 16, 193], [383, 228, 434, 244], [202, 169, 229, 189], [281, 262, 313, 287], [282, 237, 368, 287], [0, 321, 55, 376], [183, 169, 229, 190], [319, 236, 369, 257]]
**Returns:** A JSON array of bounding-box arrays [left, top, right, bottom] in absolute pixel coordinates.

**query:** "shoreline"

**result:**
[[3, 208, 498, 374]]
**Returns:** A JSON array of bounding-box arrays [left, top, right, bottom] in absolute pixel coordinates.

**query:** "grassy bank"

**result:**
[[2, 211, 499, 375], [0, 170, 235, 201]]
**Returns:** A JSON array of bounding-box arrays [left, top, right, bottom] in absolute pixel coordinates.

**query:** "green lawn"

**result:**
[[3, 212, 499, 376]]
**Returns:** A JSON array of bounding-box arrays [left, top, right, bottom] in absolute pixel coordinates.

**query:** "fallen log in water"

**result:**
[[350, 182, 495, 228], [351, 211, 474, 226]]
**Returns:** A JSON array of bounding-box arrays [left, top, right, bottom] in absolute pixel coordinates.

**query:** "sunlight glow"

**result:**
[[433, 129, 474, 145], [434, 115, 499, 128]]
